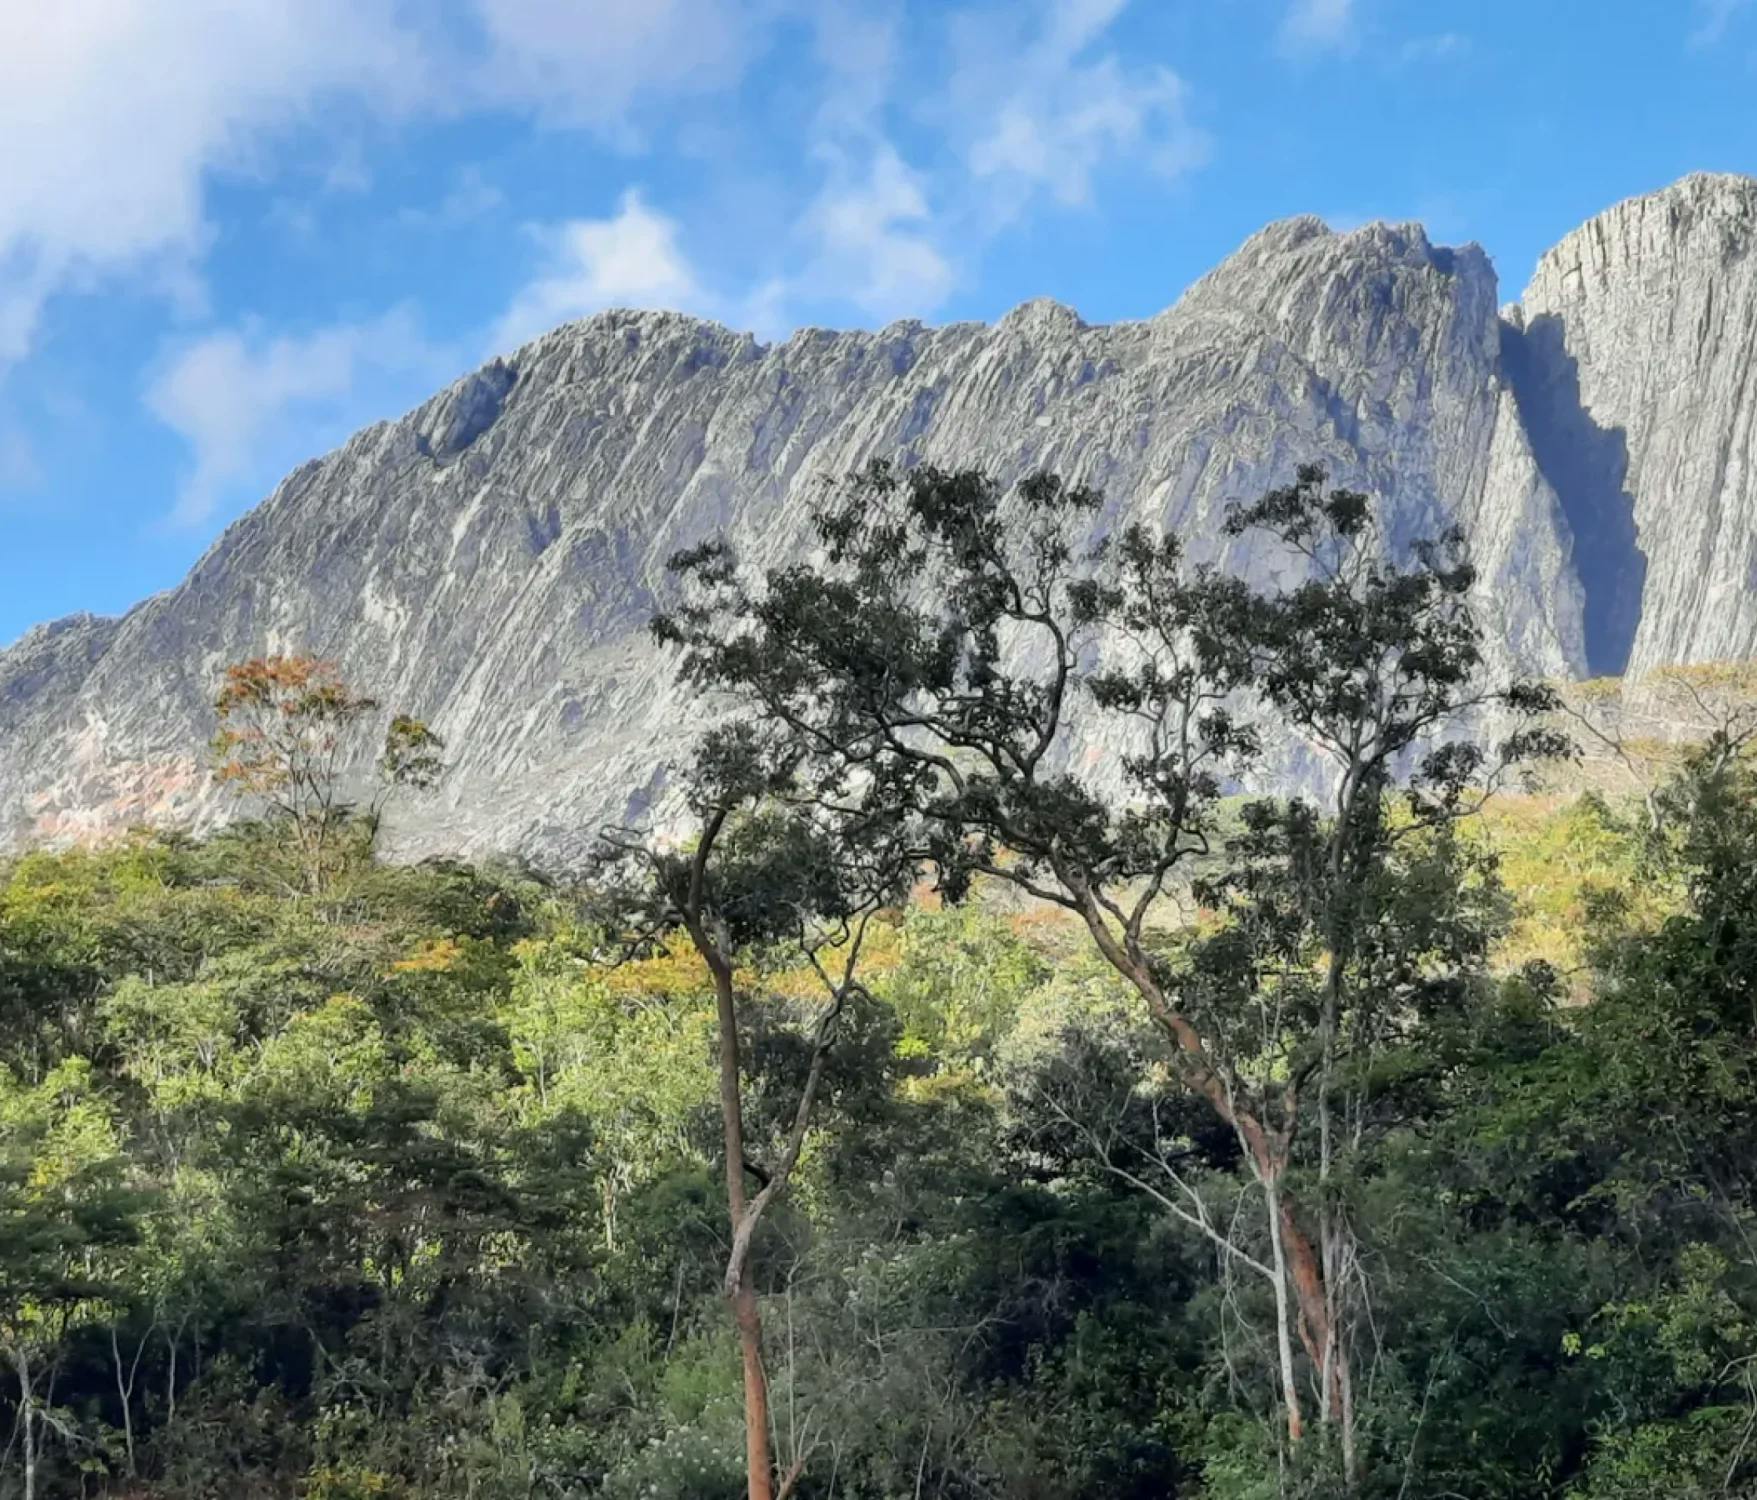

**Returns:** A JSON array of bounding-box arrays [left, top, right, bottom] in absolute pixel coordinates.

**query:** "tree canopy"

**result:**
[[1, 466, 1754, 1500]]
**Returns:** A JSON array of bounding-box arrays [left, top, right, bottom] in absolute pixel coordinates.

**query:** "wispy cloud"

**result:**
[[1277, 0, 1357, 58], [491, 190, 705, 352], [743, 0, 1208, 332], [147, 307, 450, 529], [0, 423, 42, 494], [0, 2, 792, 372], [400, 167, 507, 231], [1395, 32, 1469, 67], [0, 0, 436, 370], [961, 1, 1208, 213], [3, 0, 1212, 366], [799, 145, 956, 321], [469, 0, 778, 139], [1689, 0, 1751, 48]]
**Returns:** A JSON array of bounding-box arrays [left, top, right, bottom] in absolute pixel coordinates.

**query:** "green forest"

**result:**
[[5, 466, 1757, 1499]]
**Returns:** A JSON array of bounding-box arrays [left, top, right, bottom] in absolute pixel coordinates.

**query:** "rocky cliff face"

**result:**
[[2, 174, 1752, 860], [1511, 172, 1757, 678]]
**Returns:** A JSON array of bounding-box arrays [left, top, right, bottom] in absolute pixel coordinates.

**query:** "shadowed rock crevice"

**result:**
[[419, 359, 519, 462], [1500, 312, 1646, 676]]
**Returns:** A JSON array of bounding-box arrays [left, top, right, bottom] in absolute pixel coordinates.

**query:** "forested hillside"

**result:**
[[5, 467, 1757, 1500]]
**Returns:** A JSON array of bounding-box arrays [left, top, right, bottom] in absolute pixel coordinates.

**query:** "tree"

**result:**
[[596, 724, 914, 1500], [10, 746, 1757, 1495], [0, 1061, 145, 1500], [370, 715, 447, 841], [1191, 472, 1563, 1480], [653, 460, 1559, 1474], [210, 656, 444, 893], [1545, 659, 1757, 827]]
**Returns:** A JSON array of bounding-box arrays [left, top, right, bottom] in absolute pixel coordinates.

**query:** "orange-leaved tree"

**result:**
[[211, 656, 443, 892]]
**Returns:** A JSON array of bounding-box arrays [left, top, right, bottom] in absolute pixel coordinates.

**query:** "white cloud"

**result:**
[[809, 1, 903, 138], [954, 0, 1208, 219], [0, 425, 42, 493], [471, 0, 776, 137], [969, 58, 1202, 209], [1395, 32, 1468, 66], [1277, 0, 1357, 58], [1689, 0, 1750, 48], [704, 0, 1212, 336], [400, 167, 508, 231], [0, 0, 434, 368], [147, 307, 449, 528], [733, 279, 797, 343], [471, 0, 1208, 341], [491, 191, 704, 352], [801, 146, 957, 321], [322, 141, 375, 196], [0, 2, 798, 371]]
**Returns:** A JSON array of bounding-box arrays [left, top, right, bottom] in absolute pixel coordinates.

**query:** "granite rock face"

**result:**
[[1512, 172, 1757, 678], [2, 175, 1751, 860]]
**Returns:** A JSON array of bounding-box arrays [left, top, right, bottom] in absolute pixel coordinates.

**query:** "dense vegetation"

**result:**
[[4, 466, 1756, 1499]]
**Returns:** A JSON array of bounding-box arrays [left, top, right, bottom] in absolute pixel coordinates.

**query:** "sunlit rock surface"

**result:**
[[3, 174, 1751, 860]]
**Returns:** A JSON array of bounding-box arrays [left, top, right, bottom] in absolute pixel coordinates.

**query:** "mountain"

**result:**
[[1511, 172, 1757, 677], [4, 174, 1755, 861]]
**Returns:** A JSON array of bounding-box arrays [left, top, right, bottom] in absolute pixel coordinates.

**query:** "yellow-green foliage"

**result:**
[[501, 939, 716, 1184], [4, 769, 1755, 1500], [1480, 793, 1669, 982]]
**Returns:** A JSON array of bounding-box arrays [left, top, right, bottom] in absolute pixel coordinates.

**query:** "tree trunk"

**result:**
[[1281, 1200, 1335, 1407], [1262, 1175, 1305, 1443], [111, 1326, 137, 1478], [166, 1324, 179, 1431], [734, 1268, 774, 1500], [696, 921, 776, 1500], [13, 1347, 36, 1500], [1339, 1323, 1359, 1489], [1077, 886, 1339, 1446], [1318, 778, 1363, 1484]]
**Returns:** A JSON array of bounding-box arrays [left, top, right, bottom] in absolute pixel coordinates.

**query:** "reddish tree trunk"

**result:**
[[694, 909, 777, 1500], [1076, 888, 1347, 1444], [734, 1270, 774, 1500], [1281, 1201, 1333, 1384]]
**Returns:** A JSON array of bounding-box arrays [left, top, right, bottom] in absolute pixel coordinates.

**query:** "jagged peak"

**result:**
[[1631, 170, 1757, 208], [1194, 211, 1485, 287], [997, 297, 1087, 335], [1241, 213, 1332, 253], [1165, 211, 1492, 331], [2, 610, 114, 657], [1527, 172, 1757, 294], [507, 306, 759, 365]]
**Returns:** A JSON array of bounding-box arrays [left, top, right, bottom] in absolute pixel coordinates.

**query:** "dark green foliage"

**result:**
[[5, 467, 1757, 1498], [4, 760, 1757, 1497]]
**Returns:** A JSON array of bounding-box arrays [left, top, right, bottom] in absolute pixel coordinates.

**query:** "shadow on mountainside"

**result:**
[[1501, 313, 1646, 677]]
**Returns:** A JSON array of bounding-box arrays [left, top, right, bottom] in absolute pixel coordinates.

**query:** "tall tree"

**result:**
[[0, 1062, 144, 1500], [1199, 471, 1563, 1478], [210, 656, 443, 893], [597, 724, 913, 1500], [654, 460, 1558, 1468]]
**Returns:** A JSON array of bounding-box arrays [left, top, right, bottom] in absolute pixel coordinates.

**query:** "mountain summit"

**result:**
[[4, 175, 1755, 859]]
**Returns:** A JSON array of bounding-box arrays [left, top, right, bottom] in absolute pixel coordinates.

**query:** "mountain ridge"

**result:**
[[3, 173, 1753, 858]]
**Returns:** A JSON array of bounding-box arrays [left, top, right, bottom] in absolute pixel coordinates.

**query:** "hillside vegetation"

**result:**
[[5, 465, 1757, 1500]]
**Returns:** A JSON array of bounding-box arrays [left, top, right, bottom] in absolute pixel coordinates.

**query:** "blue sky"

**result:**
[[3, 0, 1755, 645]]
